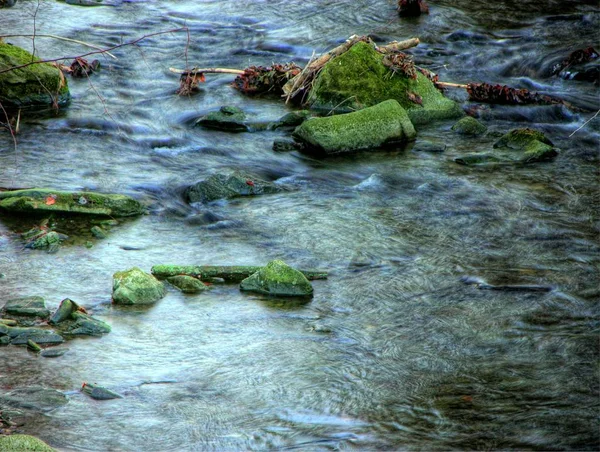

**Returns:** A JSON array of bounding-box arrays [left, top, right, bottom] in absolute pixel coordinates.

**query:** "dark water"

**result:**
[[0, 1, 599, 450]]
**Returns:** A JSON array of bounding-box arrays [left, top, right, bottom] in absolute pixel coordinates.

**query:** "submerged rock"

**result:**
[[196, 106, 249, 132], [240, 260, 314, 297], [185, 170, 283, 204], [270, 110, 312, 129], [293, 99, 416, 155], [59, 312, 111, 336], [307, 41, 463, 124], [451, 116, 488, 136], [0, 43, 70, 109], [0, 189, 146, 217], [24, 230, 63, 253], [455, 128, 557, 166], [2, 296, 50, 319], [0, 434, 57, 452], [0, 386, 68, 412], [166, 275, 208, 293], [112, 267, 166, 305]]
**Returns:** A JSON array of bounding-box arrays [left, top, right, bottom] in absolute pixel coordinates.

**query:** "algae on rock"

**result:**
[[293, 99, 416, 155], [0, 434, 57, 452], [112, 267, 166, 305], [0, 43, 70, 109], [240, 260, 314, 297], [307, 41, 463, 124]]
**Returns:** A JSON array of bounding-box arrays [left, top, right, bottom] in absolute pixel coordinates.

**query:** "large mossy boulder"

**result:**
[[0, 43, 70, 109], [112, 267, 166, 305], [454, 128, 557, 166], [240, 260, 314, 297], [293, 99, 416, 155], [0, 434, 57, 452], [185, 170, 283, 204], [308, 41, 463, 124], [0, 189, 146, 217]]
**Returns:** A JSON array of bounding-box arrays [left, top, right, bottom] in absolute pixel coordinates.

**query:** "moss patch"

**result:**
[[112, 267, 166, 305], [0, 434, 57, 451], [308, 42, 463, 124], [240, 260, 314, 297], [0, 43, 70, 109]]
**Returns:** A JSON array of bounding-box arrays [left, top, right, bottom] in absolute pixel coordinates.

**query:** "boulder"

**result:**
[[49, 298, 82, 325], [240, 260, 314, 297], [2, 296, 50, 318], [166, 275, 208, 293], [455, 128, 557, 166], [451, 116, 487, 136], [307, 41, 463, 124], [0, 189, 146, 217], [0, 43, 70, 109], [196, 106, 249, 132], [185, 170, 283, 204], [0, 434, 57, 452], [293, 99, 416, 155], [112, 267, 166, 305]]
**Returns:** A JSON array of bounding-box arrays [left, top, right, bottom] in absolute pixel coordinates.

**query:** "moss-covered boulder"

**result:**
[[166, 275, 208, 293], [240, 260, 314, 297], [196, 106, 249, 132], [185, 170, 283, 204], [0, 434, 57, 451], [0, 189, 145, 217], [308, 41, 463, 124], [455, 128, 557, 166], [112, 267, 166, 305], [451, 116, 487, 136], [2, 296, 50, 319], [0, 43, 70, 109], [293, 99, 415, 155]]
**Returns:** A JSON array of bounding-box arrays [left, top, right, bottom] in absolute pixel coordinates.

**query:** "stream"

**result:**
[[0, 1, 599, 450]]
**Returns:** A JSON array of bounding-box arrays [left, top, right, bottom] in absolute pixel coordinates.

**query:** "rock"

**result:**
[[152, 264, 328, 282], [2, 296, 50, 318], [25, 231, 63, 253], [112, 267, 166, 305], [272, 139, 304, 153], [0, 434, 57, 452], [0, 43, 70, 109], [90, 225, 108, 239], [451, 116, 487, 135], [59, 312, 111, 336], [270, 110, 312, 129], [0, 335, 10, 345], [0, 189, 146, 217], [166, 275, 208, 293], [240, 260, 314, 297], [196, 106, 249, 132], [293, 99, 416, 155], [307, 41, 463, 124], [185, 170, 283, 204], [454, 128, 557, 166], [41, 347, 69, 358], [10, 330, 65, 346], [81, 382, 123, 400], [412, 141, 446, 153], [49, 298, 82, 325], [0, 386, 68, 412]]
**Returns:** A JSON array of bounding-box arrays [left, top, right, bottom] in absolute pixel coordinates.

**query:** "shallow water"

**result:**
[[0, 1, 599, 450]]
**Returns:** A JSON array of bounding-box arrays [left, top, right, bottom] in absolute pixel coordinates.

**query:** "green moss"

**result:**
[[166, 275, 208, 293], [112, 267, 166, 305], [308, 42, 463, 124], [240, 260, 313, 297], [493, 128, 553, 149], [0, 189, 145, 217], [293, 99, 416, 154], [0, 434, 57, 451], [451, 116, 488, 136], [0, 43, 70, 108]]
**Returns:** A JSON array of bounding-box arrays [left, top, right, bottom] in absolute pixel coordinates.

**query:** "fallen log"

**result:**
[[151, 265, 328, 282]]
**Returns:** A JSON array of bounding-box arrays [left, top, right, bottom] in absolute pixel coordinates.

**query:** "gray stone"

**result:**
[[186, 170, 283, 204], [196, 106, 249, 132], [2, 296, 50, 318]]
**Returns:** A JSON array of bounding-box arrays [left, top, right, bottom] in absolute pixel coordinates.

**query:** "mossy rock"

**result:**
[[166, 275, 208, 293], [293, 99, 416, 155], [308, 41, 463, 124], [451, 116, 487, 136], [185, 170, 283, 204], [454, 128, 557, 166], [196, 106, 249, 132], [57, 312, 111, 337], [2, 296, 50, 318], [112, 267, 166, 305], [0, 43, 70, 109], [0, 189, 145, 217], [0, 434, 57, 451], [240, 260, 313, 297]]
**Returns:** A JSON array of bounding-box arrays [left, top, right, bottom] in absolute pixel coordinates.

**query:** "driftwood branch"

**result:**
[[169, 67, 244, 76], [0, 34, 118, 59], [0, 27, 189, 75]]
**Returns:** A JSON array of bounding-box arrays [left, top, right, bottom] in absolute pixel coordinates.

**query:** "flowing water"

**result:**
[[0, 1, 599, 450]]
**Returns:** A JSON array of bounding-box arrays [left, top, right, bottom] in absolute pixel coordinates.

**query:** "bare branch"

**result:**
[[0, 34, 118, 59]]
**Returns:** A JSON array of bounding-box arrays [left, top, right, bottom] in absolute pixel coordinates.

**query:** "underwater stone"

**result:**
[[240, 260, 314, 297], [451, 116, 488, 135], [166, 275, 208, 293], [196, 106, 249, 132]]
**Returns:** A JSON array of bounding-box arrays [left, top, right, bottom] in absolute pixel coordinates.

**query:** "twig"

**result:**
[[436, 81, 468, 89], [569, 109, 600, 137], [0, 34, 118, 59], [169, 67, 244, 75], [0, 101, 19, 186], [0, 27, 189, 75]]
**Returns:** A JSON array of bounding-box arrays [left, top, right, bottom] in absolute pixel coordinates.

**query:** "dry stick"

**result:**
[[0, 101, 19, 186], [169, 67, 244, 75], [569, 109, 600, 137], [0, 27, 189, 75], [436, 81, 468, 89], [0, 34, 118, 59]]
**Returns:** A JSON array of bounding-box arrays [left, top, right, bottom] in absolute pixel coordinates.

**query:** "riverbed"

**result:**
[[1, 1, 599, 450]]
